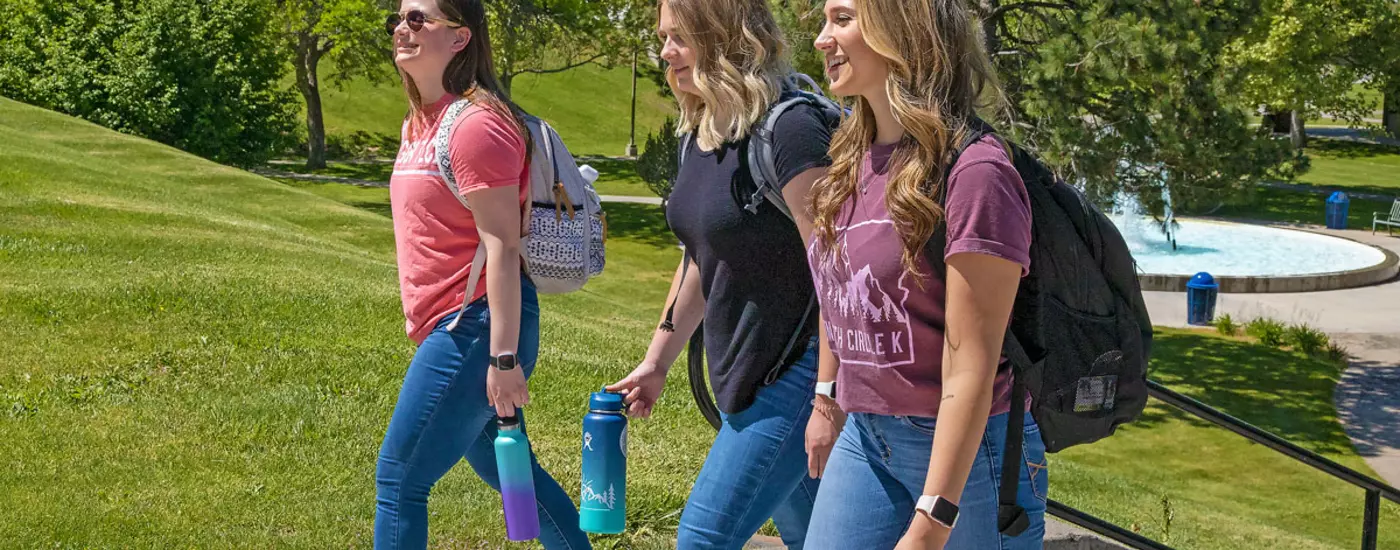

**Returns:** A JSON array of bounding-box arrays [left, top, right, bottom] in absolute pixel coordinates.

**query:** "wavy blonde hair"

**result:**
[[811, 0, 1004, 279], [662, 0, 790, 150]]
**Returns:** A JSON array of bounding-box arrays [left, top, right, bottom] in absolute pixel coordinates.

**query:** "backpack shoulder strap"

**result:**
[[433, 97, 477, 211], [743, 80, 842, 220]]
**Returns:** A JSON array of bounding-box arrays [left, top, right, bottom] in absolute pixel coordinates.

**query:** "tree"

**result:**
[[1225, 0, 1397, 149], [972, 0, 1295, 219], [771, 0, 827, 83], [0, 0, 297, 166], [275, 0, 391, 170], [487, 0, 626, 95], [636, 117, 680, 206]]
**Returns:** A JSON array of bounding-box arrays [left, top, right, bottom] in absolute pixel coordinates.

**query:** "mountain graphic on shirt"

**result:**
[[830, 265, 908, 323]]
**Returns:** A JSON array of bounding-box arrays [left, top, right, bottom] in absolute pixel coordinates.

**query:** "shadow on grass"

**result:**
[[587, 157, 641, 182], [1308, 139, 1400, 159], [603, 203, 676, 250], [1142, 330, 1357, 456], [348, 201, 391, 218]]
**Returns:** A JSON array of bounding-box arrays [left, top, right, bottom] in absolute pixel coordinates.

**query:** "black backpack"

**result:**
[[928, 118, 1153, 536]]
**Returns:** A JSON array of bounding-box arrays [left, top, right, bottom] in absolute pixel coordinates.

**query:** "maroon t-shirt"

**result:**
[[807, 136, 1032, 418]]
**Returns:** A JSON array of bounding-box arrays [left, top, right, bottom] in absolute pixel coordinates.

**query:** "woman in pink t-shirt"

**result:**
[[373, 2, 590, 549], [800, 1, 1046, 549]]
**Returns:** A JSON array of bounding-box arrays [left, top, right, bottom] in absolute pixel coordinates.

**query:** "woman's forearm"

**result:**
[[920, 253, 1022, 505], [643, 257, 705, 370], [920, 353, 997, 503], [484, 238, 522, 357], [816, 318, 838, 382]]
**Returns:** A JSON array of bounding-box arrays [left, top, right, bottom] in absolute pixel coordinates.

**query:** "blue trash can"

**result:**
[[1186, 272, 1218, 326], [1326, 191, 1350, 229]]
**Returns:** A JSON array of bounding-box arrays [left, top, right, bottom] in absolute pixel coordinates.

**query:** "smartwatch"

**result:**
[[490, 352, 518, 371], [915, 495, 959, 529], [814, 380, 836, 399]]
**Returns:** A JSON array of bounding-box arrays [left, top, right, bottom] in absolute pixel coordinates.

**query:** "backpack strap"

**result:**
[[742, 74, 843, 220], [431, 97, 519, 333]]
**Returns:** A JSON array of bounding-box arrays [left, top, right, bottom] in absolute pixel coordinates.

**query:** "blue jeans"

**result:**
[[806, 411, 1048, 550], [676, 341, 822, 549], [374, 279, 591, 550]]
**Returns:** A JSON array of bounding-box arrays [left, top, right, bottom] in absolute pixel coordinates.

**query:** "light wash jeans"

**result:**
[[805, 411, 1048, 549], [675, 341, 823, 549]]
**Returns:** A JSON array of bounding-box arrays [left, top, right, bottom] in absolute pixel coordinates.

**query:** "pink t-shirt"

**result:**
[[390, 94, 529, 344], [807, 137, 1032, 418]]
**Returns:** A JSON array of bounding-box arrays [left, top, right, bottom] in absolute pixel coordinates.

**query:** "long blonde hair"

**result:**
[[811, 0, 1003, 278], [662, 0, 790, 150]]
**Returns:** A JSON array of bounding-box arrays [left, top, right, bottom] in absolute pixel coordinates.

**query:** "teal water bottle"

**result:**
[[494, 416, 540, 541], [579, 390, 627, 534]]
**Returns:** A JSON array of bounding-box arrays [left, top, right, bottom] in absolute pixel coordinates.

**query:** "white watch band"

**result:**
[[916, 495, 958, 529], [814, 381, 836, 399]]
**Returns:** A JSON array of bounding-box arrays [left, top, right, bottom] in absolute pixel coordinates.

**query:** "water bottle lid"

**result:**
[[497, 415, 521, 429], [589, 390, 625, 412]]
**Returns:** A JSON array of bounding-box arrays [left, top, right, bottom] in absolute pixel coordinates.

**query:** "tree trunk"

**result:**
[[1261, 108, 1293, 135], [501, 72, 514, 97], [1290, 109, 1307, 149], [627, 48, 639, 157], [294, 34, 327, 170], [1385, 91, 1400, 139], [978, 0, 1001, 61]]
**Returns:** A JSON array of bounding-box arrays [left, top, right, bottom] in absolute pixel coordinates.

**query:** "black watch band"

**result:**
[[490, 353, 517, 371]]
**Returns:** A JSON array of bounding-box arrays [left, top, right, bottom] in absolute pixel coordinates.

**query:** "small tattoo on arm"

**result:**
[[942, 394, 955, 402]]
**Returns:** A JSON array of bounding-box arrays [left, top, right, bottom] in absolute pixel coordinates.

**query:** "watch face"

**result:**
[[494, 354, 517, 370]]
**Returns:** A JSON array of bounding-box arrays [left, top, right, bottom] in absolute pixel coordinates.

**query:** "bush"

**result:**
[[635, 117, 679, 203], [1327, 340, 1350, 363], [1245, 317, 1286, 347], [1284, 323, 1330, 356], [1213, 313, 1239, 336], [0, 0, 296, 166]]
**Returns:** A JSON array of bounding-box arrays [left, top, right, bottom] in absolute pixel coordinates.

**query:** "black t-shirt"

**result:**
[[665, 100, 839, 414]]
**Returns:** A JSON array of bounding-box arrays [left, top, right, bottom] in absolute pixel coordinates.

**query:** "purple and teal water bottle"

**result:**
[[493, 415, 540, 541], [579, 390, 627, 534]]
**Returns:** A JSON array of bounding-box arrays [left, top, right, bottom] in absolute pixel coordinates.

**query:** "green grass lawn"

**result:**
[[1206, 140, 1399, 227], [1300, 141, 1400, 191], [4, 97, 1399, 548], [316, 65, 676, 159]]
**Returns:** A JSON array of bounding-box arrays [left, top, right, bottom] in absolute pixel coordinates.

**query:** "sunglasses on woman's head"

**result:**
[[385, 10, 461, 36]]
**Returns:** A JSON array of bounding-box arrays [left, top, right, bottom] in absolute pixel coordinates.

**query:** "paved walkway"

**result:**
[[1142, 223, 1400, 485]]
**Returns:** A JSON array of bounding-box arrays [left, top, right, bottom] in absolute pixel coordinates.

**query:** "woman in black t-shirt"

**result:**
[[604, 0, 840, 548]]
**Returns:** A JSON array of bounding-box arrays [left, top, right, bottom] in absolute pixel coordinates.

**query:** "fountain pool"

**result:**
[[1110, 215, 1398, 292]]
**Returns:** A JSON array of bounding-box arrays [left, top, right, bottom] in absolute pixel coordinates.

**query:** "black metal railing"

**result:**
[[684, 329, 1399, 549], [1002, 381, 1400, 550]]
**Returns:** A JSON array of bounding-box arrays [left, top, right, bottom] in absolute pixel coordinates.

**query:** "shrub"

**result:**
[[1245, 317, 1286, 347], [1284, 323, 1330, 356], [1213, 313, 1239, 336], [636, 117, 679, 204], [0, 0, 296, 166], [1327, 340, 1350, 363]]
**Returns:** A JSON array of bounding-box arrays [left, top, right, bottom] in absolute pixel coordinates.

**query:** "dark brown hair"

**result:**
[[400, 0, 528, 146]]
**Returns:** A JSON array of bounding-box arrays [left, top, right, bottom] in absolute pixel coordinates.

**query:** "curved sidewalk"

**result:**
[[1141, 224, 1400, 486]]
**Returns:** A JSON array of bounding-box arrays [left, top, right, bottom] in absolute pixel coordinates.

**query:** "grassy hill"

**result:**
[[2, 98, 1397, 548], [317, 65, 677, 159]]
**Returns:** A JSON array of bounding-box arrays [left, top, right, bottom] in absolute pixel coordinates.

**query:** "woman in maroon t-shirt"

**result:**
[[800, 1, 1047, 549]]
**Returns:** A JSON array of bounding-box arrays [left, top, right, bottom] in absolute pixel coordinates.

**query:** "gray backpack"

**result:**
[[433, 98, 606, 329]]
